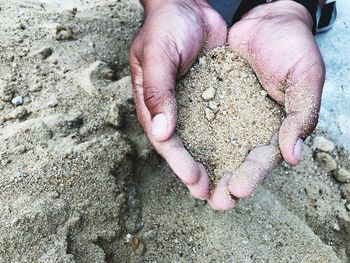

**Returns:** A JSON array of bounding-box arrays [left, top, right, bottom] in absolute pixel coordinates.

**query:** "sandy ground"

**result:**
[[316, 0, 350, 149], [0, 0, 349, 262]]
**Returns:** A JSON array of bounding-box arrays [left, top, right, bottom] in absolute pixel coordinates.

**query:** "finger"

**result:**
[[138, 42, 179, 142], [228, 133, 282, 199], [201, 6, 227, 49], [153, 134, 210, 200], [208, 175, 237, 210], [227, 20, 252, 60], [130, 52, 210, 200], [188, 163, 211, 200], [279, 60, 325, 165]]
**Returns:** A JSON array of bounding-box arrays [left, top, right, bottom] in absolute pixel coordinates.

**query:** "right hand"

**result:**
[[208, 1, 325, 210], [129, 0, 227, 200]]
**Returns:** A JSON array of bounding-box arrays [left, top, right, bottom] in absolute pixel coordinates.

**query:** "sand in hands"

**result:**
[[176, 46, 284, 185]]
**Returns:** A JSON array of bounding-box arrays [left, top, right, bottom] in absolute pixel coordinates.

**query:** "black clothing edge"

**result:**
[[232, 0, 318, 34]]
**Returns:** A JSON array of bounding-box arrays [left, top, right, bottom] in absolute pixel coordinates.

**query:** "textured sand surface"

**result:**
[[177, 46, 283, 183], [0, 0, 349, 262]]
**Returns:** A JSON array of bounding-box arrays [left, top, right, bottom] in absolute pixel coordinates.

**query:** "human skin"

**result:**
[[129, 0, 325, 210]]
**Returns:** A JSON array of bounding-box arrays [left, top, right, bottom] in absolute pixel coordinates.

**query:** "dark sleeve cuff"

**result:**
[[232, 0, 318, 35]]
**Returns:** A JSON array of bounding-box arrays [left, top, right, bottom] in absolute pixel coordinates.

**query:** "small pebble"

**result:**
[[30, 84, 42, 92], [313, 136, 335, 153], [0, 80, 14, 102], [11, 96, 24, 106], [341, 183, 350, 201], [55, 26, 73, 41], [125, 233, 140, 250], [202, 87, 216, 101], [17, 22, 26, 30], [260, 90, 268, 97], [126, 233, 133, 242], [12, 107, 27, 119], [208, 101, 219, 113], [47, 99, 58, 108], [346, 203, 350, 211], [315, 152, 337, 172], [332, 222, 341, 232], [46, 191, 60, 199], [14, 144, 27, 154], [333, 168, 350, 183], [34, 47, 53, 59], [205, 107, 215, 121], [11, 217, 19, 226], [71, 7, 78, 16], [108, 104, 122, 127]]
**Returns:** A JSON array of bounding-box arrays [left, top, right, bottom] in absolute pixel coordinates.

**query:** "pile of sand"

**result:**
[[177, 46, 284, 183]]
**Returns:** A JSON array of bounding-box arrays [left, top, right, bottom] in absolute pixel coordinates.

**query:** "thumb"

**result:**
[[279, 69, 324, 165], [201, 5, 227, 50], [140, 44, 179, 141]]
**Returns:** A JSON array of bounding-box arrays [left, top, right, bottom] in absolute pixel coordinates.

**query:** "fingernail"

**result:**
[[151, 113, 168, 139], [293, 138, 304, 162]]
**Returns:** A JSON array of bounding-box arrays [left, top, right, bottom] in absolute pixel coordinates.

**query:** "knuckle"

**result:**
[[130, 70, 143, 95], [143, 85, 174, 113], [183, 173, 199, 186], [143, 85, 163, 112], [184, 163, 200, 185]]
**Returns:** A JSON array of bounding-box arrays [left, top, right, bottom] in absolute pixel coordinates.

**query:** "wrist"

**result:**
[[244, 0, 314, 31]]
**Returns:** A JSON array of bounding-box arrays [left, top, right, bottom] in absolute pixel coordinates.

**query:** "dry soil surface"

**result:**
[[0, 1, 349, 263]]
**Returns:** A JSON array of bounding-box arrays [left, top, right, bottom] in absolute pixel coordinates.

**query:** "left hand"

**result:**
[[129, 0, 227, 201], [208, 0, 325, 210]]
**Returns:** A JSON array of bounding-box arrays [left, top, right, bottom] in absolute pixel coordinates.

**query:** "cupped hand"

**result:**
[[129, 0, 227, 200], [209, 0, 325, 210]]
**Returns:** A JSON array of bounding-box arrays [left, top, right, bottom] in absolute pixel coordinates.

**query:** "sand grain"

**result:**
[[177, 46, 284, 182]]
